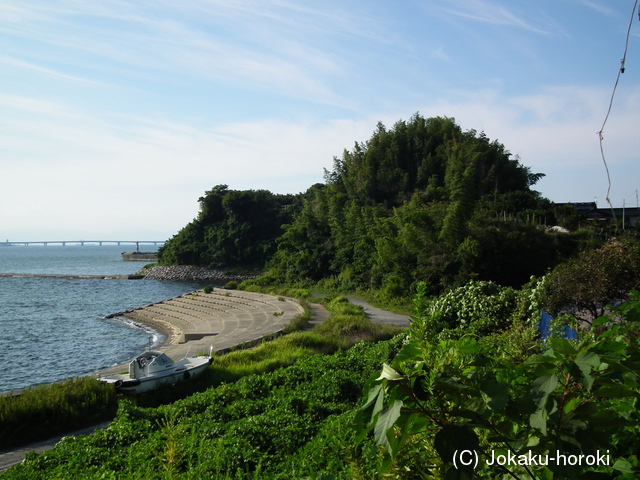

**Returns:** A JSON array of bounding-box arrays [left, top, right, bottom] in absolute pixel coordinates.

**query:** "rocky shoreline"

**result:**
[[137, 265, 259, 283]]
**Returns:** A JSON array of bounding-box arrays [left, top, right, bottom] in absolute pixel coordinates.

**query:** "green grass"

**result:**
[[208, 332, 337, 384], [315, 295, 403, 346], [0, 377, 118, 450], [281, 299, 311, 333]]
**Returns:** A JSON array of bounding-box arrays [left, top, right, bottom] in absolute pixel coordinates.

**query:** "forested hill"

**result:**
[[159, 114, 577, 295], [158, 186, 301, 268]]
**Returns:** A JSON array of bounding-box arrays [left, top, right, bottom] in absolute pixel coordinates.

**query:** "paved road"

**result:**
[[0, 422, 111, 473], [310, 293, 411, 327], [346, 296, 411, 327]]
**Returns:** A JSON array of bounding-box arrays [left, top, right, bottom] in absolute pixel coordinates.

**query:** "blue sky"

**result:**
[[1, 0, 639, 241]]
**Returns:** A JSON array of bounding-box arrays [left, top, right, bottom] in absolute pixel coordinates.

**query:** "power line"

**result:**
[[597, 0, 639, 216], [614, 188, 640, 208]]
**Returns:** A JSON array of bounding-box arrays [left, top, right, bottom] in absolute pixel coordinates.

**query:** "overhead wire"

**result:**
[[597, 0, 639, 220]]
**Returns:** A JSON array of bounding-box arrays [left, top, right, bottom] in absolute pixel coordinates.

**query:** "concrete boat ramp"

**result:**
[[105, 287, 305, 361]]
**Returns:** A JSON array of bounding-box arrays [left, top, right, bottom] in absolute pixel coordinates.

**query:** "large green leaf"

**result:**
[[377, 363, 404, 381], [392, 342, 422, 364], [571, 352, 600, 391], [360, 383, 384, 418], [549, 337, 578, 356], [392, 412, 431, 457], [525, 354, 554, 366], [592, 384, 635, 398], [613, 457, 634, 474], [530, 374, 558, 408], [480, 377, 509, 413], [529, 408, 548, 435], [373, 399, 403, 451], [457, 337, 479, 354], [575, 351, 601, 369]]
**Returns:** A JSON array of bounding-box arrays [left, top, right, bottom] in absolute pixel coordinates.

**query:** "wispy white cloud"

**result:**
[[2, 80, 638, 237], [419, 84, 640, 163], [576, 0, 619, 17], [0, 88, 377, 238], [433, 0, 561, 35], [0, 55, 111, 87], [0, 0, 394, 107]]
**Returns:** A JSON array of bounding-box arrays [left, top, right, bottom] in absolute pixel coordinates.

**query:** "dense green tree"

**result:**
[[268, 184, 336, 281], [269, 114, 559, 294], [158, 185, 298, 269]]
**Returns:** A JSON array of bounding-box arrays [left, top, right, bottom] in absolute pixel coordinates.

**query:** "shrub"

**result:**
[[413, 280, 517, 340], [544, 237, 640, 323]]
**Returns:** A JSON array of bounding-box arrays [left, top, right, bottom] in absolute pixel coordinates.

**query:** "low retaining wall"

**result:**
[[139, 265, 258, 283]]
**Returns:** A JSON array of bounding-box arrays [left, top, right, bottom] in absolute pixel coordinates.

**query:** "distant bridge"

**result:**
[[1, 240, 165, 247]]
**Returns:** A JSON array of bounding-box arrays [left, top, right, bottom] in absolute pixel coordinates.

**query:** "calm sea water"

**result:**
[[0, 245, 206, 394]]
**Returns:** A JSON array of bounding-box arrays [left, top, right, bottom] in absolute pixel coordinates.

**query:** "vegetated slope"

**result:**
[[356, 286, 640, 479], [267, 114, 575, 295]]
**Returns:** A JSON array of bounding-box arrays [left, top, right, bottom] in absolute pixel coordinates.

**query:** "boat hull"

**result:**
[[100, 354, 212, 394]]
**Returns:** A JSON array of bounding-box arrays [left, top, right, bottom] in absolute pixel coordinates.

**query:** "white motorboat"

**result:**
[[100, 349, 213, 393]]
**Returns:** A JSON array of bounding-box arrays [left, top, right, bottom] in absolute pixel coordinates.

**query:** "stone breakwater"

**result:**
[[138, 265, 258, 283]]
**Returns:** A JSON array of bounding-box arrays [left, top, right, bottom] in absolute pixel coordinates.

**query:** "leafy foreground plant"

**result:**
[[356, 292, 640, 479]]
